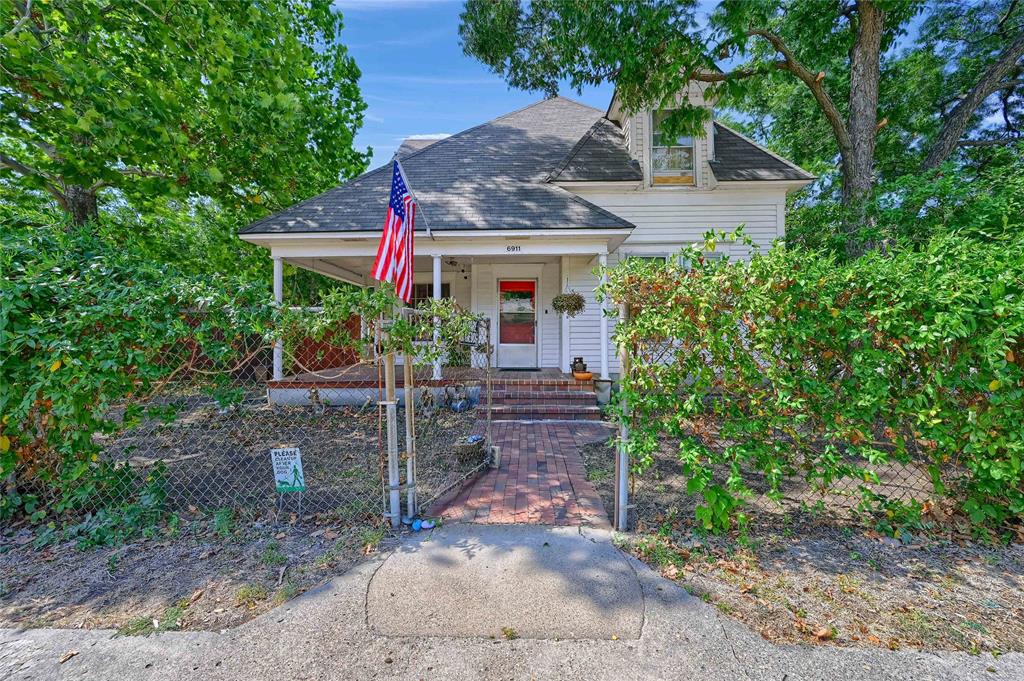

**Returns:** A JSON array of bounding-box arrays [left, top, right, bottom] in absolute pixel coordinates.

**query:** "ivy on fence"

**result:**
[[1, 225, 483, 534], [602, 228, 1024, 536]]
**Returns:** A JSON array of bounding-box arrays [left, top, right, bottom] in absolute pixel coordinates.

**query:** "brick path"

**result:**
[[432, 421, 612, 527]]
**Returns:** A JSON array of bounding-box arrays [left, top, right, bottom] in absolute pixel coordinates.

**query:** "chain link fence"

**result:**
[[586, 432, 942, 534], [19, 309, 494, 530]]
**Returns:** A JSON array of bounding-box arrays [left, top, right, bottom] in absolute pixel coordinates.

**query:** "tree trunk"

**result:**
[[923, 30, 1024, 170], [841, 0, 885, 256], [64, 185, 99, 227]]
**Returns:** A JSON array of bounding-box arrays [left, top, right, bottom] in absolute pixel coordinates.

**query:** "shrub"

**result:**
[[603, 230, 1024, 534], [1, 223, 277, 523], [1, 220, 484, 536]]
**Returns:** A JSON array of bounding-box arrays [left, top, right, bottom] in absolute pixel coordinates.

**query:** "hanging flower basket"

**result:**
[[552, 291, 586, 318]]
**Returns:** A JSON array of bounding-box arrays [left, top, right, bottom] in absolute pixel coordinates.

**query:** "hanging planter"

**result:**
[[552, 291, 586, 318]]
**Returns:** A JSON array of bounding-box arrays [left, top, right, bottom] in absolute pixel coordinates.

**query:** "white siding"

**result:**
[[540, 261, 560, 367], [576, 187, 787, 260], [560, 185, 790, 377], [565, 254, 621, 376]]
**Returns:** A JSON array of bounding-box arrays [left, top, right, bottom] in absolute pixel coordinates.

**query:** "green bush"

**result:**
[[604, 230, 1024, 534], [1, 220, 483, 537], [0, 222, 278, 524]]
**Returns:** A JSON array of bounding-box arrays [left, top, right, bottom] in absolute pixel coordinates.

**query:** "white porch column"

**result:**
[[560, 255, 570, 372], [598, 253, 609, 380], [432, 255, 442, 380], [272, 256, 284, 381]]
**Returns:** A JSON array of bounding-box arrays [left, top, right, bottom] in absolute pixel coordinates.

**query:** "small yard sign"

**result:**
[[271, 448, 306, 493]]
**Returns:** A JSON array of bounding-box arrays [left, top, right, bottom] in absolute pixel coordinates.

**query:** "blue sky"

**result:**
[[336, 0, 614, 167]]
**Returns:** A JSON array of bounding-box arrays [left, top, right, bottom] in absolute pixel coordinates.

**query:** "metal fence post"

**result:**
[[403, 347, 417, 518], [615, 302, 630, 532], [383, 322, 401, 529], [485, 318, 493, 457]]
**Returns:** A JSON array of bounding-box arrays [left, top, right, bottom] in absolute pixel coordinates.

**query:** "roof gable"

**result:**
[[709, 123, 815, 182], [547, 118, 643, 183]]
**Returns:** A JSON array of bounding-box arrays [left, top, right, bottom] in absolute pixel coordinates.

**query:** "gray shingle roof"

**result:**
[[241, 97, 636, 234], [396, 137, 441, 158], [547, 118, 643, 182], [709, 123, 815, 182]]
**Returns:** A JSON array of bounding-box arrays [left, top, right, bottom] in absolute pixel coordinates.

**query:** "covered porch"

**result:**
[[242, 229, 629, 385]]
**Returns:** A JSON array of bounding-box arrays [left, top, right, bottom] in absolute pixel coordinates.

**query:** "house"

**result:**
[[239, 83, 813, 388]]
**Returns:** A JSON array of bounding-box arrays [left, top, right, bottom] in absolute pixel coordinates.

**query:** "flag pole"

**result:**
[[395, 157, 433, 241]]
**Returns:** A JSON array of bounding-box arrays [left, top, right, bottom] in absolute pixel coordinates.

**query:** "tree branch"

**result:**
[[924, 29, 1024, 169], [690, 62, 789, 82], [0, 153, 43, 179], [4, 0, 33, 41], [1, 153, 73, 210], [747, 28, 853, 157], [958, 136, 1022, 148]]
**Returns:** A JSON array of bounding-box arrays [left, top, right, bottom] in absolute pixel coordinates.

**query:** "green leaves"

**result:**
[[606, 229, 1024, 534], [0, 0, 368, 223]]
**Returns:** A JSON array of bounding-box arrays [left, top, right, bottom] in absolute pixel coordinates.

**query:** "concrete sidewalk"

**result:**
[[2, 524, 1020, 681]]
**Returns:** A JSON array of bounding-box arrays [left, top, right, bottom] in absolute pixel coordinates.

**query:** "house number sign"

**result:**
[[506, 244, 522, 252]]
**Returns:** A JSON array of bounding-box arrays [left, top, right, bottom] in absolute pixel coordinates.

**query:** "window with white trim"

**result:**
[[651, 110, 695, 184], [625, 254, 669, 264], [411, 282, 450, 308]]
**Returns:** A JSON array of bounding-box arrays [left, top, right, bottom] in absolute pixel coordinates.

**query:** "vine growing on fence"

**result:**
[[602, 229, 1024, 537], [1, 223, 482, 527]]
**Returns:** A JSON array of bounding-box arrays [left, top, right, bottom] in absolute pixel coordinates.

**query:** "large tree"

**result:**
[[460, 0, 1024, 250], [0, 0, 368, 226]]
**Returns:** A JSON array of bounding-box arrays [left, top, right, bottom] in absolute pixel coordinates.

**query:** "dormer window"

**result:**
[[651, 110, 694, 185]]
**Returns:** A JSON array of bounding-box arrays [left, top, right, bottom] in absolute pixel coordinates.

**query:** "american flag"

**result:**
[[371, 160, 416, 303]]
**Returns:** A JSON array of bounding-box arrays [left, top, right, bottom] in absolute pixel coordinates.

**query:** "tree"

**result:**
[[0, 0, 368, 226], [459, 0, 1024, 252], [920, 0, 1024, 169]]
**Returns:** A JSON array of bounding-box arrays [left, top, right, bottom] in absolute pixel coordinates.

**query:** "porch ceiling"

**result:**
[[286, 254, 569, 285]]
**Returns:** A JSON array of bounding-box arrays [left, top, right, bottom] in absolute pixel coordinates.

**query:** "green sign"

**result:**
[[271, 448, 305, 493]]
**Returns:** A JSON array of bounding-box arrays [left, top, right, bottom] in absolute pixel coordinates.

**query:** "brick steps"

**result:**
[[491, 378, 594, 391], [492, 390, 596, 405], [490, 404, 602, 421], [486, 376, 600, 421]]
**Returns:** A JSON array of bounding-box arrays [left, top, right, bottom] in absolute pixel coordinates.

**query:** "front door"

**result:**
[[496, 279, 538, 368]]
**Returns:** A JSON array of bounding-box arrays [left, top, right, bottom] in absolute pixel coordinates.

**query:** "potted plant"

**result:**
[[552, 291, 585, 318]]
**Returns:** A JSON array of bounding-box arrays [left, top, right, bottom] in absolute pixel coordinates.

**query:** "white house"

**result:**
[[239, 84, 813, 383]]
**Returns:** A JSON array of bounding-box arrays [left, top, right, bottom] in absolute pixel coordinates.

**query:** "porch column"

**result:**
[[272, 256, 284, 381], [598, 253, 609, 380], [432, 254, 442, 380]]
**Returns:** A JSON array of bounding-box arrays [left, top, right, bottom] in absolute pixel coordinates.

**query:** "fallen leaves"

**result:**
[[813, 626, 835, 641]]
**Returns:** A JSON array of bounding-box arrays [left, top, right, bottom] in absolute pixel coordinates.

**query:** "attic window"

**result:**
[[651, 110, 694, 185]]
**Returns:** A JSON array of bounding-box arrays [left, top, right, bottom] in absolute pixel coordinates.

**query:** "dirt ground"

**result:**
[[582, 440, 1024, 654], [0, 513, 391, 634], [0, 395, 483, 635], [103, 398, 482, 518]]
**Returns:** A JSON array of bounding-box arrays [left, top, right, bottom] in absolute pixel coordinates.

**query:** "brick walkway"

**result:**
[[432, 421, 612, 527]]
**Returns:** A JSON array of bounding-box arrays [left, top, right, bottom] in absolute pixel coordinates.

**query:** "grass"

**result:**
[[116, 603, 188, 637], [212, 508, 234, 537], [360, 528, 385, 552], [501, 626, 519, 640], [273, 581, 300, 605], [236, 584, 270, 608], [260, 540, 287, 567]]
